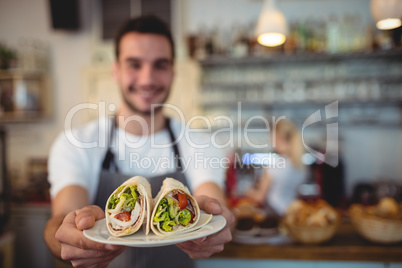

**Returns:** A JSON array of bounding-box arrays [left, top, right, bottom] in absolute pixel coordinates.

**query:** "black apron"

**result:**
[[94, 117, 195, 268]]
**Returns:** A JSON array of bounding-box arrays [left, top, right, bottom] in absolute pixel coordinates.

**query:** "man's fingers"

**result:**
[[69, 246, 126, 268], [191, 236, 207, 245], [195, 227, 232, 246], [177, 196, 234, 259], [61, 243, 126, 261], [56, 228, 108, 252], [195, 196, 222, 215], [222, 207, 236, 227], [55, 211, 108, 252], [176, 242, 225, 259], [178, 226, 231, 250], [61, 244, 107, 261], [75, 205, 105, 230]]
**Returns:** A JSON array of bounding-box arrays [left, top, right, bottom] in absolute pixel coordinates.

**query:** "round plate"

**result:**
[[83, 214, 226, 247]]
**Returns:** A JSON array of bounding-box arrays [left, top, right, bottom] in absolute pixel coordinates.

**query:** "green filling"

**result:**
[[178, 209, 191, 225], [108, 185, 140, 210], [153, 196, 192, 232]]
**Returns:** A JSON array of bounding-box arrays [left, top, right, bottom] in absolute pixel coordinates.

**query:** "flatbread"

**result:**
[[105, 176, 152, 237], [151, 178, 212, 236]]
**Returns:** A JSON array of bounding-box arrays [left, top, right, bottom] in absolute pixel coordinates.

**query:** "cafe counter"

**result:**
[[214, 221, 402, 263]]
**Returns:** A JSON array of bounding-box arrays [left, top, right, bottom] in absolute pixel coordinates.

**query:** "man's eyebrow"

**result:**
[[154, 58, 173, 65], [125, 57, 141, 63], [124, 57, 172, 64]]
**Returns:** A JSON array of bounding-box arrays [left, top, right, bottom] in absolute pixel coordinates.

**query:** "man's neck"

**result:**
[[116, 109, 166, 136]]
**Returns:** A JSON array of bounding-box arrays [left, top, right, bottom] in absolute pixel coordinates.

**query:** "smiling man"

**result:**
[[116, 33, 172, 114], [44, 15, 234, 268]]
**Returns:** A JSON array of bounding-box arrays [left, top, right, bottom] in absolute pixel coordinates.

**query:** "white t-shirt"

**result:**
[[265, 156, 307, 216], [48, 117, 226, 204]]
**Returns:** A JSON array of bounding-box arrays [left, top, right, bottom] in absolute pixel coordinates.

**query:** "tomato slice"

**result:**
[[177, 192, 188, 210], [114, 211, 131, 222]]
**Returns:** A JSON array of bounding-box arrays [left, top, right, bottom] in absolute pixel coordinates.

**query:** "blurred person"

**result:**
[[246, 119, 307, 216], [43, 15, 234, 268]]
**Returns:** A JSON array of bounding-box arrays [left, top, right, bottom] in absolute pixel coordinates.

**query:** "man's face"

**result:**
[[114, 32, 174, 115]]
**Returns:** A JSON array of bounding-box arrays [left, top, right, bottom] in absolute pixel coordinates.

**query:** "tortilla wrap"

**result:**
[[105, 176, 152, 237], [151, 178, 213, 236]]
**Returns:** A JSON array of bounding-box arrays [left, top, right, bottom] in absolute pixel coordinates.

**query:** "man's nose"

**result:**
[[137, 65, 154, 85]]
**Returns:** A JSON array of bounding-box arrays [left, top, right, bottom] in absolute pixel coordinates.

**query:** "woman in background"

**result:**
[[246, 119, 307, 216]]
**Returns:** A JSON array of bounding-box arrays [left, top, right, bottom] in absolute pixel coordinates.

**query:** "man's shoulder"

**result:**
[[75, 117, 109, 138], [53, 117, 110, 149]]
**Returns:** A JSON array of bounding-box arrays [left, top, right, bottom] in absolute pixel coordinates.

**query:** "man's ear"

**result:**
[[112, 61, 119, 81]]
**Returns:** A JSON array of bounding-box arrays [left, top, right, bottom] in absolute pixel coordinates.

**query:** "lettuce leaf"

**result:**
[[169, 203, 179, 219], [155, 198, 191, 232], [121, 186, 139, 211], [178, 209, 191, 226], [154, 199, 168, 222], [108, 185, 139, 210], [130, 185, 139, 199], [108, 195, 120, 209], [162, 220, 176, 232]]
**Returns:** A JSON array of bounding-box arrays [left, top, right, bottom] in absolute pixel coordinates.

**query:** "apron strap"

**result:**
[[101, 117, 119, 172], [165, 117, 183, 171]]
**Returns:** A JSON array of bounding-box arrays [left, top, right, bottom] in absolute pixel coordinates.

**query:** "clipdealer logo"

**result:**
[[302, 101, 339, 167], [63, 101, 339, 168]]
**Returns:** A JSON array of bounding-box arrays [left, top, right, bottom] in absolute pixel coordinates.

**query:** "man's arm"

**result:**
[[44, 185, 89, 258]]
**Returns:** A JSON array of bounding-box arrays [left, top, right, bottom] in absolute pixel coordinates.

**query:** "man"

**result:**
[[44, 15, 234, 267]]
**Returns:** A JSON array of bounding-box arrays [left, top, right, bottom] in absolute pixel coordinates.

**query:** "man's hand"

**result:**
[[55, 205, 125, 268], [176, 196, 235, 259]]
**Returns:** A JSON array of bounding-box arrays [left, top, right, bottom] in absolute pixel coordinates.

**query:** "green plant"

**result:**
[[0, 44, 17, 69]]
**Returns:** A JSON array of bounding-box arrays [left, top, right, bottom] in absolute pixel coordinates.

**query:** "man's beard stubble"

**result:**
[[122, 85, 169, 116]]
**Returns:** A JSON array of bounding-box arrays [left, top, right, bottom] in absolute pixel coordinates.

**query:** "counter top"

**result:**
[[214, 222, 402, 263]]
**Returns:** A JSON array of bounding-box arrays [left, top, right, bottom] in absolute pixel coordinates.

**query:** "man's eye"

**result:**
[[129, 63, 141, 69], [155, 63, 169, 70]]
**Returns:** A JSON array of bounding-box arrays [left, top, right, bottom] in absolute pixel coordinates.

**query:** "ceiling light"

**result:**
[[371, 0, 402, 30], [255, 0, 288, 47]]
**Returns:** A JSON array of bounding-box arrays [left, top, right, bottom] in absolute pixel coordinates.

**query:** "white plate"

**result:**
[[83, 214, 226, 247]]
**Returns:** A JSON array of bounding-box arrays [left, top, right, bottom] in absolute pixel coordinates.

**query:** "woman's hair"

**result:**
[[273, 119, 304, 168]]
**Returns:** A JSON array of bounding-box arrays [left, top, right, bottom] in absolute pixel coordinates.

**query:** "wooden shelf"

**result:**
[[201, 100, 402, 109], [199, 50, 402, 128], [201, 75, 402, 88], [199, 50, 402, 66], [213, 221, 402, 263], [0, 70, 52, 123], [0, 69, 48, 78], [0, 112, 51, 123]]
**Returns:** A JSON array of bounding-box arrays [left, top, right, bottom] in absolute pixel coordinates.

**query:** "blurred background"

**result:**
[[0, 0, 401, 267]]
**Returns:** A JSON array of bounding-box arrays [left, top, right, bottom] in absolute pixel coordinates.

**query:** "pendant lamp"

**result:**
[[255, 0, 288, 47], [371, 0, 402, 30]]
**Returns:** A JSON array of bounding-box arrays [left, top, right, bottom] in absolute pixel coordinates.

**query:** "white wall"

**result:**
[[0, 0, 94, 185]]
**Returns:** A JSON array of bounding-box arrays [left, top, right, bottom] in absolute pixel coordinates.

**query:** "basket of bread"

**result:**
[[283, 199, 340, 244], [349, 197, 402, 244]]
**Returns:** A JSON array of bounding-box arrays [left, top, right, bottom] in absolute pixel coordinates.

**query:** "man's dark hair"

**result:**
[[114, 15, 174, 60]]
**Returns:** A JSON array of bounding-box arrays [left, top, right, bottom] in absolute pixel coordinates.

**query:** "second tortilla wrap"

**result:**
[[151, 178, 212, 236]]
